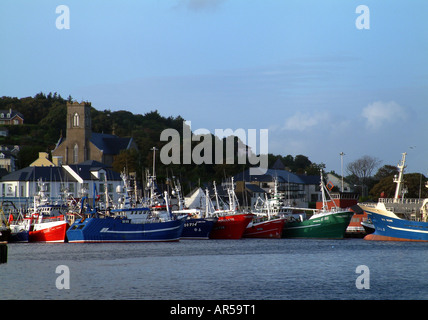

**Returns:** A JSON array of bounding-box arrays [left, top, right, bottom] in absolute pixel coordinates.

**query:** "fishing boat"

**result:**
[[0, 226, 10, 243], [25, 179, 68, 243], [244, 216, 286, 239], [178, 209, 218, 240], [1, 201, 28, 243], [361, 219, 375, 235], [0, 209, 11, 242], [244, 178, 287, 238], [172, 181, 217, 240], [8, 215, 30, 243], [209, 179, 254, 240], [28, 213, 68, 243], [360, 152, 428, 242], [67, 171, 185, 243], [281, 171, 354, 239]]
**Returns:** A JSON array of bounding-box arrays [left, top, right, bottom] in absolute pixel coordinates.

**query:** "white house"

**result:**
[[325, 172, 354, 192], [0, 160, 123, 209]]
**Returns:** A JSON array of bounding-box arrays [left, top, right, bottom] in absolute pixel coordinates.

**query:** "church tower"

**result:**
[[65, 101, 92, 164], [52, 100, 136, 167]]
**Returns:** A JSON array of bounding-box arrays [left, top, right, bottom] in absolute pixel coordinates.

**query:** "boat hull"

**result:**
[[209, 213, 254, 239], [9, 230, 29, 243], [29, 221, 68, 243], [181, 217, 217, 240], [363, 208, 428, 242], [0, 228, 11, 243], [282, 211, 354, 239], [243, 218, 286, 239], [67, 217, 185, 243], [345, 211, 369, 238]]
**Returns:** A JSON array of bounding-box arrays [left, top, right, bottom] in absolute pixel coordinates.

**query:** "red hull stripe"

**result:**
[[29, 223, 67, 243]]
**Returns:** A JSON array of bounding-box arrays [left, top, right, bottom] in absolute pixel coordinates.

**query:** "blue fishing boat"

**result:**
[[360, 206, 428, 241], [171, 181, 217, 239], [67, 170, 185, 243], [360, 153, 428, 242], [67, 210, 185, 243], [179, 215, 217, 239]]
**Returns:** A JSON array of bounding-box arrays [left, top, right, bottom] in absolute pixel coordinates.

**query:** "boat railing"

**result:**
[[40, 215, 66, 223], [378, 198, 425, 205]]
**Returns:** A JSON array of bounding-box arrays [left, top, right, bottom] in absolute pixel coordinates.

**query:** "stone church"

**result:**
[[51, 101, 136, 167]]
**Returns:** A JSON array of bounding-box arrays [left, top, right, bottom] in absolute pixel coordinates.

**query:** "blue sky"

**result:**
[[1, 0, 428, 175]]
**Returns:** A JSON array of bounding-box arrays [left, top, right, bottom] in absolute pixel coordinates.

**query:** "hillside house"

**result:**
[[0, 108, 24, 125]]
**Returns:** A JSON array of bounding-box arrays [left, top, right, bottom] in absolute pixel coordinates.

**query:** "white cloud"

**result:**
[[362, 101, 407, 129], [283, 111, 328, 131]]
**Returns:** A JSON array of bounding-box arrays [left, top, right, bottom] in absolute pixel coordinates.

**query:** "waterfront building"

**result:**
[[0, 160, 122, 208], [234, 168, 322, 208]]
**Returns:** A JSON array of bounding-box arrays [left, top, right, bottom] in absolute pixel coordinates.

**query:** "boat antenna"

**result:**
[[393, 152, 407, 202], [213, 181, 220, 211], [151, 147, 158, 181]]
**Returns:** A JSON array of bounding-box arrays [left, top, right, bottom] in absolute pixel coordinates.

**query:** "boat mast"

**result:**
[[228, 177, 235, 211], [393, 152, 407, 202], [205, 188, 211, 217], [213, 181, 220, 211], [320, 171, 328, 211], [265, 193, 271, 219], [150, 147, 158, 207]]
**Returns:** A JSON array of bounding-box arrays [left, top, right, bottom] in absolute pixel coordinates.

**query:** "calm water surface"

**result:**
[[1, 239, 427, 300]]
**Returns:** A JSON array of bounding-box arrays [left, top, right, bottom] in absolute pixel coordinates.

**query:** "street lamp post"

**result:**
[[339, 152, 345, 193]]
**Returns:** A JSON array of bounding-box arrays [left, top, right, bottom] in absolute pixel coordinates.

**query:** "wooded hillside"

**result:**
[[2, 92, 425, 199]]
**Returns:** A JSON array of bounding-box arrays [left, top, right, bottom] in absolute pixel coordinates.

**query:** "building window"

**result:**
[[73, 112, 79, 127], [73, 144, 78, 163]]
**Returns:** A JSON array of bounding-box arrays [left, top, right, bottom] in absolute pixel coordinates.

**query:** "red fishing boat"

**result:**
[[28, 213, 68, 243], [243, 178, 290, 239], [243, 217, 286, 239], [26, 179, 68, 243], [210, 212, 254, 239], [208, 179, 254, 239]]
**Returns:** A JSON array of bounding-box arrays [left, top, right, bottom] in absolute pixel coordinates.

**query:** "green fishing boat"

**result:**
[[282, 171, 353, 239], [282, 210, 354, 239]]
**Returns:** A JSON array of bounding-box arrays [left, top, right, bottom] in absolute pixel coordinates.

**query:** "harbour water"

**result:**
[[0, 239, 427, 300]]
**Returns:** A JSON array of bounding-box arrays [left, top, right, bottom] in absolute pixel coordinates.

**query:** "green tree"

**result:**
[[370, 173, 428, 199]]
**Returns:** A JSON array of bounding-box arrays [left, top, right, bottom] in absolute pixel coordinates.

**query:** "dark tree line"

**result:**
[[1, 93, 325, 192], [9, 92, 414, 198]]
